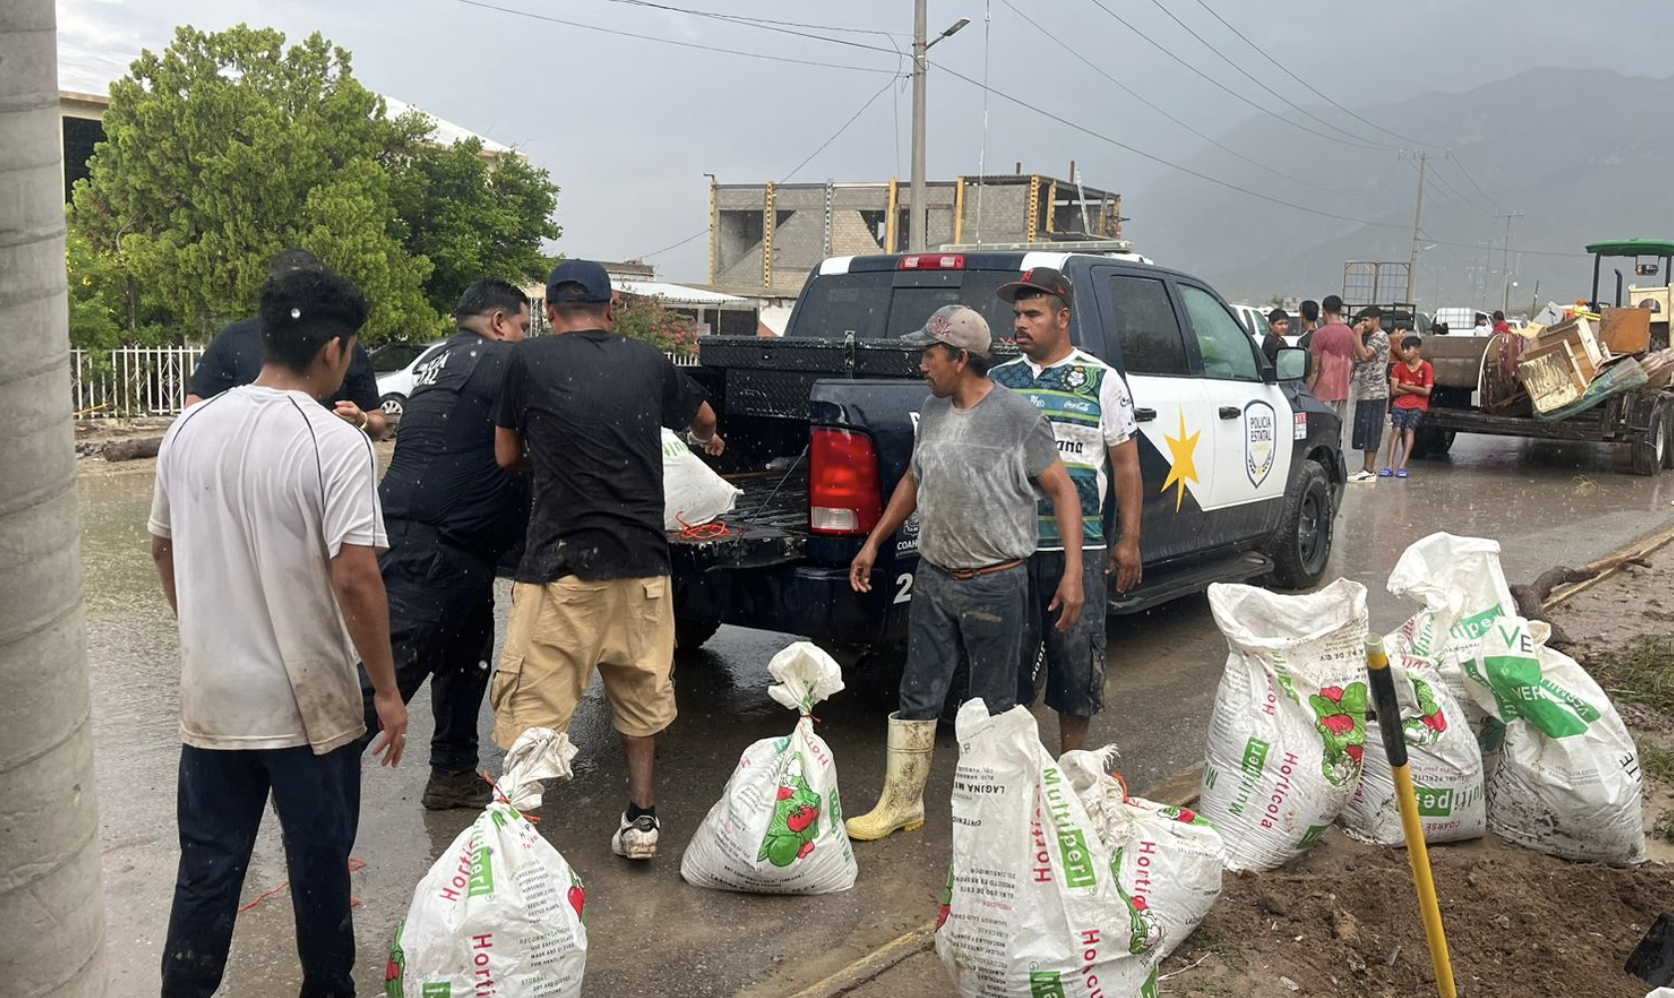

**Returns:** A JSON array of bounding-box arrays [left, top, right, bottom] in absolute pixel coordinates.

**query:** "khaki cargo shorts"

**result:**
[[491, 575, 677, 747]]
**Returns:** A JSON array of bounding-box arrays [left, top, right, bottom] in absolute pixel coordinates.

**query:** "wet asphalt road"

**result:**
[[81, 433, 1674, 997]]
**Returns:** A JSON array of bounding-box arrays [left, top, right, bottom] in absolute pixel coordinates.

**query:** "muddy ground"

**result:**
[[1153, 546, 1674, 998]]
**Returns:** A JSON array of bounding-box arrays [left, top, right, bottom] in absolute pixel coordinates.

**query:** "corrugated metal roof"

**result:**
[[615, 279, 746, 306]]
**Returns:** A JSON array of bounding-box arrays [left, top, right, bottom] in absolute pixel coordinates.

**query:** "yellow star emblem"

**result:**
[[1159, 408, 1201, 513]]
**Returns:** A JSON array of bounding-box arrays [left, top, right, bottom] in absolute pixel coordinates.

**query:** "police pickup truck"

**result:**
[[669, 248, 1345, 656]]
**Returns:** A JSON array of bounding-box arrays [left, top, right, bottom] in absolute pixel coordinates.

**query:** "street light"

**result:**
[[909, 5, 969, 252]]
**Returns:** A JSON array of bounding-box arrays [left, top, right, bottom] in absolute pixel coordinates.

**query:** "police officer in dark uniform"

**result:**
[[186, 249, 390, 439], [361, 278, 532, 808]]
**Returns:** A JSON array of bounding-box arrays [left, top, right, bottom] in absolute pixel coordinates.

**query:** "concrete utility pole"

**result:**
[[1406, 151, 1426, 303], [0, 2, 110, 994], [1499, 211, 1524, 314], [908, 4, 968, 252]]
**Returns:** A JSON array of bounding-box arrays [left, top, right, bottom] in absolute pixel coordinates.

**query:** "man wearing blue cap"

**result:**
[[492, 259, 723, 860]]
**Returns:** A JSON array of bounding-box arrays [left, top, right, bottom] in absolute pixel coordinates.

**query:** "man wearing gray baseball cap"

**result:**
[[843, 304, 1086, 841]]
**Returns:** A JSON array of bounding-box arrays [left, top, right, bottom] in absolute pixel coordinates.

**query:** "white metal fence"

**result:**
[[71, 347, 203, 418], [71, 345, 700, 417]]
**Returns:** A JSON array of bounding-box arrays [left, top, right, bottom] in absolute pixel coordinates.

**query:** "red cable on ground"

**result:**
[[237, 857, 368, 914]]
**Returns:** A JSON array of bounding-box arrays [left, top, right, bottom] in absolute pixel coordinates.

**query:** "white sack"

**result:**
[[680, 641, 857, 894], [1340, 644, 1485, 845], [937, 701, 1158, 997], [662, 428, 741, 531], [389, 728, 587, 998], [1199, 580, 1370, 872], [1462, 616, 1645, 865], [1061, 749, 1225, 960]]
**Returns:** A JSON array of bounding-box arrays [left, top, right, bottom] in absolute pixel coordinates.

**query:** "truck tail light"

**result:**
[[898, 254, 965, 271], [809, 427, 883, 535]]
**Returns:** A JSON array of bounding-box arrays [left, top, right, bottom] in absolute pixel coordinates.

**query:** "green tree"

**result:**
[[392, 136, 561, 316], [69, 24, 438, 343]]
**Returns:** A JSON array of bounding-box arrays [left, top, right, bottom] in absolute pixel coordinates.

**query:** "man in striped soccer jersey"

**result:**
[[991, 267, 1143, 753]]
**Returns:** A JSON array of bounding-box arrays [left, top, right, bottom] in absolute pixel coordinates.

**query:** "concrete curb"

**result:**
[[783, 765, 1206, 998]]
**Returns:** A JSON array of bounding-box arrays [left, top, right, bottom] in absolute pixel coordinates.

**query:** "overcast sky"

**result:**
[[56, 0, 1674, 285]]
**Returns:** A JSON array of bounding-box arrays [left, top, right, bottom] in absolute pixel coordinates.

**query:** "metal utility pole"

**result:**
[[1406, 151, 1427, 302], [1499, 211, 1524, 313], [908, 5, 969, 252], [0, 1, 110, 994]]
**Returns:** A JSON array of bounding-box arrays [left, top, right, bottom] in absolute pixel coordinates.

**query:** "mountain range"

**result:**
[[1127, 67, 1674, 314]]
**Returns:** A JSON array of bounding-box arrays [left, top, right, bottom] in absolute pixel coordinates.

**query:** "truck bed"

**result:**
[[667, 462, 809, 571]]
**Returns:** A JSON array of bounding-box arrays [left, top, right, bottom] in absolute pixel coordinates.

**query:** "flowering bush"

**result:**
[[614, 295, 699, 356]]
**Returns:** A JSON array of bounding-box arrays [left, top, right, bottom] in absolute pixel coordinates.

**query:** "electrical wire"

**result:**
[[641, 229, 708, 259], [449, 0, 899, 74], [974, 0, 993, 245], [1085, 0, 1383, 152], [780, 73, 902, 183], [1001, 0, 1357, 199], [1189, 0, 1434, 150], [603, 0, 910, 40], [1426, 166, 1495, 216], [1444, 150, 1505, 213], [1141, 0, 1394, 151], [930, 58, 1404, 228]]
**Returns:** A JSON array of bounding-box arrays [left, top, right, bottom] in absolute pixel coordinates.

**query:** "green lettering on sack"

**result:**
[[1057, 827, 1098, 889], [1242, 737, 1271, 776], [422, 985, 451, 998], [467, 846, 495, 897], [1298, 824, 1328, 850], [1414, 785, 1454, 817], [1030, 970, 1066, 997], [1452, 605, 1504, 641], [1479, 654, 1597, 738]]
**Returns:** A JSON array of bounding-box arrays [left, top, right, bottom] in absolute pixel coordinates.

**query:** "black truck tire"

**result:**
[[1410, 426, 1454, 459], [675, 615, 723, 651], [1662, 404, 1674, 470], [1629, 400, 1668, 476], [1267, 458, 1334, 590]]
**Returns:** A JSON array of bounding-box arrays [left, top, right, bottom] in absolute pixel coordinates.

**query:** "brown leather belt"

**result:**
[[929, 559, 1024, 581]]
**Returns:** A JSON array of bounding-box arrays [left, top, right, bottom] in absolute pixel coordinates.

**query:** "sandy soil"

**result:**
[[1154, 542, 1674, 998]]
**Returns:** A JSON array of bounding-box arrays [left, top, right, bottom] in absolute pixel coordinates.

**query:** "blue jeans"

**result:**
[[161, 744, 360, 998], [357, 521, 496, 776], [898, 562, 1030, 720]]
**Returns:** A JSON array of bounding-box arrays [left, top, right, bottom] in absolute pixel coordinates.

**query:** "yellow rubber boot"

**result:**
[[845, 713, 936, 841]]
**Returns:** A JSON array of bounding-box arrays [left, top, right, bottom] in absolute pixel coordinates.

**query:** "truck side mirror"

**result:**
[[1275, 347, 1306, 382]]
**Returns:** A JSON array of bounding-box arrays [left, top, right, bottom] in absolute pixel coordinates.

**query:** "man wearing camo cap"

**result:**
[[843, 303, 1085, 842]]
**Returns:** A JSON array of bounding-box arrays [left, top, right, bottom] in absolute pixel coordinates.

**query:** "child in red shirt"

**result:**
[[1382, 334, 1433, 478]]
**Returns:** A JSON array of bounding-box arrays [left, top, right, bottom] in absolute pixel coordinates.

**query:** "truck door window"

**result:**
[[1180, 285, 1261, 382], [1107, 275, 1189, 376]]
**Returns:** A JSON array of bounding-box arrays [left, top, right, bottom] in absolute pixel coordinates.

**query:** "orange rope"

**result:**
[[483, 770, 540, 823], [675, 511, 737, 540], [238, 857, 367, 913]]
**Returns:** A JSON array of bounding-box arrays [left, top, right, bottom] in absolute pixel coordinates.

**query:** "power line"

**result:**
[[449, 0, 899, 74], [604, 0, 910, 40], [1084, 0, 1382, 153], [930, 58, 1404, 229], [781, 74, 903, 183], [1000, 0, 1357, 198], [1140, 0, 1394, 151], [641, 228, 707, 259], [1404, 157, 1490, 217], [1426, 165, 1495, 216], [1444, 150, 1504, 213], [1188, 0, 1433, 150]]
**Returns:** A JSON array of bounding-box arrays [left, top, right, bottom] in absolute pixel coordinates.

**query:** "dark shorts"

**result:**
[[1390, 407, 1425, 432], [898, 562, 1029, 721], [1021, 549, 1109, 717], [1352, 398, 1387, 452]]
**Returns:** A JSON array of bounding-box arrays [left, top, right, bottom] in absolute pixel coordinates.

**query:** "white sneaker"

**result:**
[[1349, 470, 1377, 483], [611, 812, 660, 860]]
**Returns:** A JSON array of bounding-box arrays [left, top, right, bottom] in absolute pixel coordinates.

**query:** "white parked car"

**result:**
[[371, 340, 447, 423], [1231, 303, 1272, 341]]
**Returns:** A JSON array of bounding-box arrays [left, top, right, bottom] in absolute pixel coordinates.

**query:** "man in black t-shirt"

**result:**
[[492, 259, 723, 861], [359, 279, 532, 808], [186, 249, 390, 439]]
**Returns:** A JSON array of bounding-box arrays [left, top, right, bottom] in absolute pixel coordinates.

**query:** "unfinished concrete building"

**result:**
[[708, 174, 1123, 294]]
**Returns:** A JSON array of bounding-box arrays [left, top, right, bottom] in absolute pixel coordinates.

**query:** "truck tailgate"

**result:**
[[668, 464, 808, 571]]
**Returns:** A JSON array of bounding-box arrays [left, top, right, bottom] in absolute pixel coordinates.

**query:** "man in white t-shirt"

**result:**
[[148, 267, 408, 998]]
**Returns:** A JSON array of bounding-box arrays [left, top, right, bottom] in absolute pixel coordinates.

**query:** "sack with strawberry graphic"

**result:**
[[1199, 580, 1371, 872], [680, 641, 857, 894], [1386, 532, 1520, 771], [937, 701, 1158, 998], [1060, 749, 1226, 960], [387, 727, 587, 998], [1339, 643, 1485, 846], [1460, 615, 1645, 865]]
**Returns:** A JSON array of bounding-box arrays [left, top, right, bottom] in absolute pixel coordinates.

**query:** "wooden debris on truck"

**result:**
[[1535, 355, 1650, 421]]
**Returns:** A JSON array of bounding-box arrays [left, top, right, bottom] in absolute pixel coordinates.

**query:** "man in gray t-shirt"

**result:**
[[843, 304, 1085, 843]]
